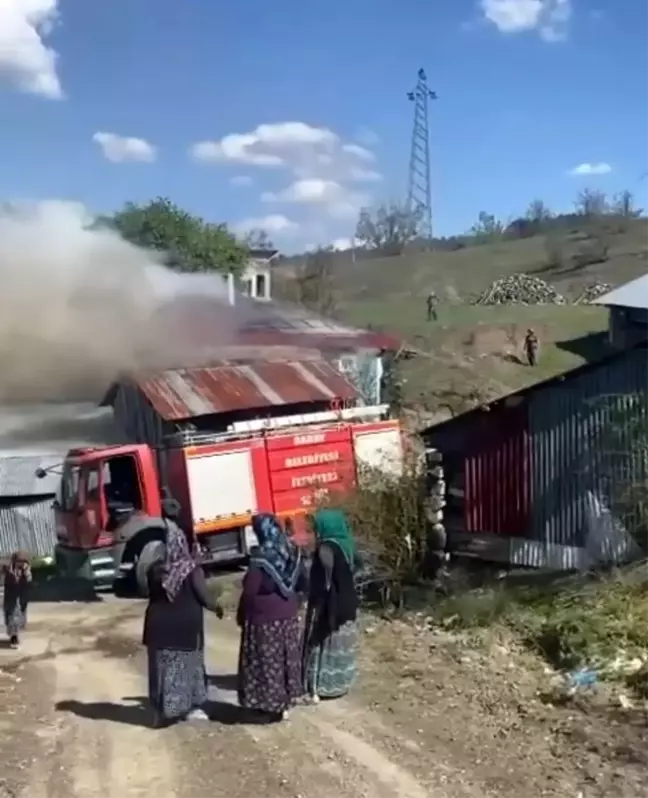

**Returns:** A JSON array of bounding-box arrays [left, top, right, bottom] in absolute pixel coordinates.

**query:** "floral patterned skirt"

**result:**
[[147, 647, 207, 720], [238, 617, 303, 714]]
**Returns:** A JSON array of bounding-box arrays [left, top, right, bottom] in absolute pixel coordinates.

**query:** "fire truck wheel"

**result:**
[[135, 539, 166, 598]]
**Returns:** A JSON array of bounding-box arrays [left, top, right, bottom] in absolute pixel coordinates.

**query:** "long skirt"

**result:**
[[147, 647, 207, 720], [238, 617, 303, 714], [4, 601, 26, 639], [304, 620, 359, 699]]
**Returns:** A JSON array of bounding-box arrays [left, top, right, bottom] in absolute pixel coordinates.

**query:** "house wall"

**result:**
[[609, 306, 648, 349], [240, 261, 272, 301], [423, 346, 648, 570]]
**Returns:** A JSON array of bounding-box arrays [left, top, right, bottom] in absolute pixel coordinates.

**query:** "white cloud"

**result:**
[[480, 0, 571, 42], [0, 0, 62, 98], [331, 237, 355, 251], [92, 132, 157, 164], [235, 214, 299, 236], [568, 162, 612, 176], [354, 127, 380, 147], [229, 175, 253, 187], [261, 178, 370, 220]]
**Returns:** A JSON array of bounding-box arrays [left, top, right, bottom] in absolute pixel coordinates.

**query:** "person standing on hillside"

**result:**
[[426, 290, 438, 322], [2, 551, 32, 649], [524, 328, 539, 366]]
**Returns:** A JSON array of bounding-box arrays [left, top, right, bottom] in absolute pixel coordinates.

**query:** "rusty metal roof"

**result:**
[[136, 360, 360, 421]]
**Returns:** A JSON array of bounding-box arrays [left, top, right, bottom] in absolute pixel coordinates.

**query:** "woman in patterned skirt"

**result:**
[[3, 551, 32, 649], [303, 509, 360, 702], [143, 518, 224, 728], [237, 514, 306, 723]]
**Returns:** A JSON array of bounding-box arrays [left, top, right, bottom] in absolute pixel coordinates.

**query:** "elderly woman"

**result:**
[[303, 509, 360, 702], [2, 551, 32, 649], [143, 522, 223, 727], [237, 513, 306, 723]]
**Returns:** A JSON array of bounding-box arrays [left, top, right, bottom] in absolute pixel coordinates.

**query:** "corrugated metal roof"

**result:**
[[593, 273, 648, 310], [137, 360, 360, 421], [0, 454, 61, 498], [156, 295, 399, 354]]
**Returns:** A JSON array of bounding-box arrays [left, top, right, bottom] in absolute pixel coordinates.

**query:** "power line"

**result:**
[[407, 67, 437, 242]]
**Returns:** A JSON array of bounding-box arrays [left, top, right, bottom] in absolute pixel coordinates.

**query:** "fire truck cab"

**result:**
[[50, 404, 403, 594]]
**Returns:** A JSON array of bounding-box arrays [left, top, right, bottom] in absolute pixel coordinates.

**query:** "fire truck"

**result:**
[[43, 401, 403, 594]]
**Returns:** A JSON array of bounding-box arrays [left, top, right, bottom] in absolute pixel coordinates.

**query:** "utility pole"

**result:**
[[407, 68, 437, 244]]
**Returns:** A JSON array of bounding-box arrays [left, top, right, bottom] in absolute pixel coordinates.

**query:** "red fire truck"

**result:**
[[44, 402, 403, 594]]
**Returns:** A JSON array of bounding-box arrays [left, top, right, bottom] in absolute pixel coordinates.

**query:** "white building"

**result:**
[[238, 248, 279, 301]]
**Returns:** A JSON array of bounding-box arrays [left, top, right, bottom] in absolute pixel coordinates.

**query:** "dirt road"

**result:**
[[1, 596, 646, 798]]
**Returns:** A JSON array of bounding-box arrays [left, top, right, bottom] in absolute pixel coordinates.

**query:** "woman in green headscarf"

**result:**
[[302, 508, 361, 702]]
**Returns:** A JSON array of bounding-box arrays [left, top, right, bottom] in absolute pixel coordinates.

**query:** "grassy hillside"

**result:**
[[275, 219, 648, 423]]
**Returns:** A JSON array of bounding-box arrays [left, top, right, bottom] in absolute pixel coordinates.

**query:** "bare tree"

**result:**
[[470, 211, 504, 241], [612, 190, 642, 219], [574, 188, 608, 217], [244, 228, 275, 250], [294, 247, 336, 315], [355, 202, 422, 255], [526, 199, 553, 223]]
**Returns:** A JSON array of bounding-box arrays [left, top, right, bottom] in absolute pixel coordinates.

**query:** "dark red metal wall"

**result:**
[[463, 404, 531, 536]]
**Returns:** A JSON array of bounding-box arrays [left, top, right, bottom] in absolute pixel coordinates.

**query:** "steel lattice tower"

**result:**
[[407, 68, 437, 242]]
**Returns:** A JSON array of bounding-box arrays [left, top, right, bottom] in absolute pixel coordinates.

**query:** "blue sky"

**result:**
[[1, 0, 647, 252]]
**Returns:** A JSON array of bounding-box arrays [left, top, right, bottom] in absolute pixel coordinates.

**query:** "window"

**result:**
[[242, 279, 253, 297], [60, 465, 80, 511], [85, 467, 101, 502], [255, 272, 267, 299], [102, 455, 143, 511]]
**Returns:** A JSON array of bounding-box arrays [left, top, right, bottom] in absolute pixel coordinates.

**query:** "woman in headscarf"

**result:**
[[303, 509, 360, 702], [143, 521, 224, 728], [2, 551, 32, 649], [237, 513, 306, 723]]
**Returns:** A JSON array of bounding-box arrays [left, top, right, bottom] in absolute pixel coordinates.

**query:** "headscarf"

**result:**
[[9, 550, 31, 577], [312, 509, 355, 565], [161, 522, 195, 601], [249, 513, 302, 599]]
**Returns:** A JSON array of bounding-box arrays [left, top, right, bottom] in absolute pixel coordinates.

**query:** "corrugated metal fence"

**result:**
[[0, 498, 56, 559]]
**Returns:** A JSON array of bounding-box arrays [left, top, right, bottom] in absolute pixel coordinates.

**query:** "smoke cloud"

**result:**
[[0, 200, 235, 403]]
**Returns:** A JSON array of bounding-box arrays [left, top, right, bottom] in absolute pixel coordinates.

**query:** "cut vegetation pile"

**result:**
[[474, 274, 566, 305], [431, 565, 648, 698]]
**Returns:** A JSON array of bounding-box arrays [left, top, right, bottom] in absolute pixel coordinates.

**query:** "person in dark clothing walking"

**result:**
[[237, 513, 307, 723], [143, 521, 224, 728], [303, 509, 360, 702], [3, 551, 32, 649], [524, 328, 539, 366]]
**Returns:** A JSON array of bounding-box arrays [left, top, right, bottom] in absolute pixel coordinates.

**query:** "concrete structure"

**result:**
[[238, 248, 278, 301]]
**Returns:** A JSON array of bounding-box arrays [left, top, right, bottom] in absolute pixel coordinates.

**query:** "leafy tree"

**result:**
[[244, 228, 276, 250], [355, 202, 422, 255], [109, 197, 246, 273], [574, 188, 608, 217]]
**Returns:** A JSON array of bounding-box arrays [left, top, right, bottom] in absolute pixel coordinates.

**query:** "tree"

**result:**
[[109, 197, 247, 274], [355, 202, 422, 255], [526, 199, 553, 224], [612, 190, 642, 219], [574, 188, 608, 217], [470, 211, 504, 241], [294, 247, 336, 315], [244, 228, 275, 250]]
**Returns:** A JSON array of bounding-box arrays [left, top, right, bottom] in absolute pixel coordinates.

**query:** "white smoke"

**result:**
[[0, 200, 234, 402]]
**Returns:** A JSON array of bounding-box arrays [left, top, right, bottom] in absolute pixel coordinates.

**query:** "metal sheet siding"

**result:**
[[0, 454, 61, 497], [528, 347, 648, 553], [136, 361, 359, 421], [463, 405, 530, 536], [0, 498, 56, 558]]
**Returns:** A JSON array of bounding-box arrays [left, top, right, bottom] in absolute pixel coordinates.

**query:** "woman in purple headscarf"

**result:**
[[142, 518, 223, 728]]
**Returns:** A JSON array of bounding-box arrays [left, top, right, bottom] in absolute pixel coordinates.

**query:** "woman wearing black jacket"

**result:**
[[143, 521, 223, 727]]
